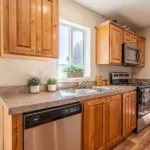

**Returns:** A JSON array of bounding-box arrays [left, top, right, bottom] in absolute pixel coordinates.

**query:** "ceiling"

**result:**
[[73, 0, 150, 31]]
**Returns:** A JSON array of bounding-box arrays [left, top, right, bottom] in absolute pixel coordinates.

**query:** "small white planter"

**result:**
[[30, 85, 40, 94], [47, 84, 57, 92]]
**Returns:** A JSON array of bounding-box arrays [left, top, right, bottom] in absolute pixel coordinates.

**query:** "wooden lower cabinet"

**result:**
[[105, 95, 121, 149], [122, 91, 136, 137], [83, 94, 122, 150], [83, 98, 106, 150], [1, 106, 23, 150]]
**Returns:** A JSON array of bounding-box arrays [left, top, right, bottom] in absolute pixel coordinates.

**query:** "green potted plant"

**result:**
[[62, 65, 84, 78], [28, 77, 41, 94], [47, 78, 57, 92]]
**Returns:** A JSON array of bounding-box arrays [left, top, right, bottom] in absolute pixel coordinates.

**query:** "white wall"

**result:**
[[133, 28, 150, 79], [0, 0, 131, 86], [60, 0, 131, 80]]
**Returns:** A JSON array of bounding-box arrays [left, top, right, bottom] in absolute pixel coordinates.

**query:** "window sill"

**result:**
[[58, 77, 94, 83]]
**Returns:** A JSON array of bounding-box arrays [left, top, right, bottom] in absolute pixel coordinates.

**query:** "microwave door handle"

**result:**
[[137, 50, 140, 62]]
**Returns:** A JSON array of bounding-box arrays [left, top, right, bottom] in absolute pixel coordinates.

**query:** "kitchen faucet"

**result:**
[[78, 79, 89, 88]]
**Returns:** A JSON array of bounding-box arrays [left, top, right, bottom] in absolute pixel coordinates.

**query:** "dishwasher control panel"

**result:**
[[24, 102, 82, 129]]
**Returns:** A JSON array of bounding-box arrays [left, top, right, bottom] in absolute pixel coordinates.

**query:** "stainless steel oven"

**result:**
[[138, 88, 150, 118], [122, 43, 140, 65], [137, 88, 150, 132]]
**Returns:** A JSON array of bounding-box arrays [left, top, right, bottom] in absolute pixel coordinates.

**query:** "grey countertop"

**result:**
[[0, 85, 136, 115]]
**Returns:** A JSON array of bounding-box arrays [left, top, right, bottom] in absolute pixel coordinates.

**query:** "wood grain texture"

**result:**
[[130, 91, 136, 131], [123, 30, 130, 43], [9, 0, 36, 55], [105, 95, 122, 149], [130, 34, 138, 47], [139, 37, 145, 67], [122, 93, 131, 137], [110, 24, 123, 64], [96, 25, 110, 64], [37, 0, 59, 58], [1, 0, 59, 59], [2, 106, 23, 150], [83, 98, 106, 150], [122, 91, 136, 137]]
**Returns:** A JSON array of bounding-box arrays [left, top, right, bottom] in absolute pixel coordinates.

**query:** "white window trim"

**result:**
[[58, 19, 91, 82]]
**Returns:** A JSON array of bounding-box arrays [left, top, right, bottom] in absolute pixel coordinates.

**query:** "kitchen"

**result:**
[[0, 0, 150, 150]]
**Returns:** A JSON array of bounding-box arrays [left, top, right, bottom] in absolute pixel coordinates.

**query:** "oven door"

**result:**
[[123, 43, 140, 65], [138, 88, 150, 118]]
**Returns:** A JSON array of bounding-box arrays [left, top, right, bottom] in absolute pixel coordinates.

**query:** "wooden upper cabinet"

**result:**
[[36, 0, 58, 57], [139, 37, 145, 66], [123, 30, 138, 46], [96, 21, 146, 66], [83, 98, 106, 150], [105, 95, 121, 149], [9, 0, 36, 55], [110, 24, 123, 64], [1, 0, 59, 59], [96, 21, 123, 65], [123, 30, 130, 43], [122, 91, 136, 137], [130, 34, 138, 46]]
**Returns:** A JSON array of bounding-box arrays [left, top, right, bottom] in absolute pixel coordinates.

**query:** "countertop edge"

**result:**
[[1, 86, 137, 115]]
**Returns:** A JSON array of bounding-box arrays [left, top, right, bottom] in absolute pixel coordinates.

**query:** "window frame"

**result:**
[[59, 22, 86, 68]]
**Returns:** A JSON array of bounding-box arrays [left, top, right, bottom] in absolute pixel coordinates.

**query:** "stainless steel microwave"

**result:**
[[122, 43, 140, 66]]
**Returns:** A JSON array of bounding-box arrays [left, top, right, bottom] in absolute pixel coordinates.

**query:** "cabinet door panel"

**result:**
[[36, 0, 58, 57], [110, 25, 123, 64], [9, 0, 36, 55], [130, 91, 136, 130], [122, 93, 131, 137], [105, 95, 121, 149], [84, 98, 106, 150], [139, 38, 145, 66], [124, 30, 130, 43], [130, 34, 138, 46], [122, 91, 136, 137]]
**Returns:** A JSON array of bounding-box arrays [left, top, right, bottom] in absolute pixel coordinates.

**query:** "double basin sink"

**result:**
[[60, 86, 118, 98]]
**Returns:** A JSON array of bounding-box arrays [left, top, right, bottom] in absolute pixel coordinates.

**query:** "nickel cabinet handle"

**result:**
[[38, 48, 41, 52], [32, 48, 35, 52]]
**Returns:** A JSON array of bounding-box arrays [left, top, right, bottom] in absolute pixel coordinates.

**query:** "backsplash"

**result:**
[[0, 81, 96, 95]]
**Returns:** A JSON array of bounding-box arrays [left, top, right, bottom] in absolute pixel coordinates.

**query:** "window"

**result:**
[[59, 19, 91, 79]]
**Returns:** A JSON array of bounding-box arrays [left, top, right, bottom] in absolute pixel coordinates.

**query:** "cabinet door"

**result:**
[[105, 95, 121, 149], [124, 30, 130, 43], [130, 34, 138, 46], [130, 91, 136, 130], [139, 38, 145, 66], [9, 0, 36, 55], [122, 91, 136, 137], [110, 25, 123, 64], [36, 0, 58, 58], [122, 93, 131, 137], [83, 98, 106, 150]]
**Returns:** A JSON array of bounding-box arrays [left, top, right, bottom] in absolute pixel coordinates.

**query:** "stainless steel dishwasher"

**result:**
[[24, 102, 82, 150]]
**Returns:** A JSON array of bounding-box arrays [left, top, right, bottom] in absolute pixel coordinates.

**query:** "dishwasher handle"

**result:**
[[24, 102, 82, 129]]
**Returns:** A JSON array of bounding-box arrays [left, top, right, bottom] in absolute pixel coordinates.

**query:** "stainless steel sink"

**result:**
[[60, 88, 98, 97], [60, 86, 118, 98], [92, 86, 118, 92]]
